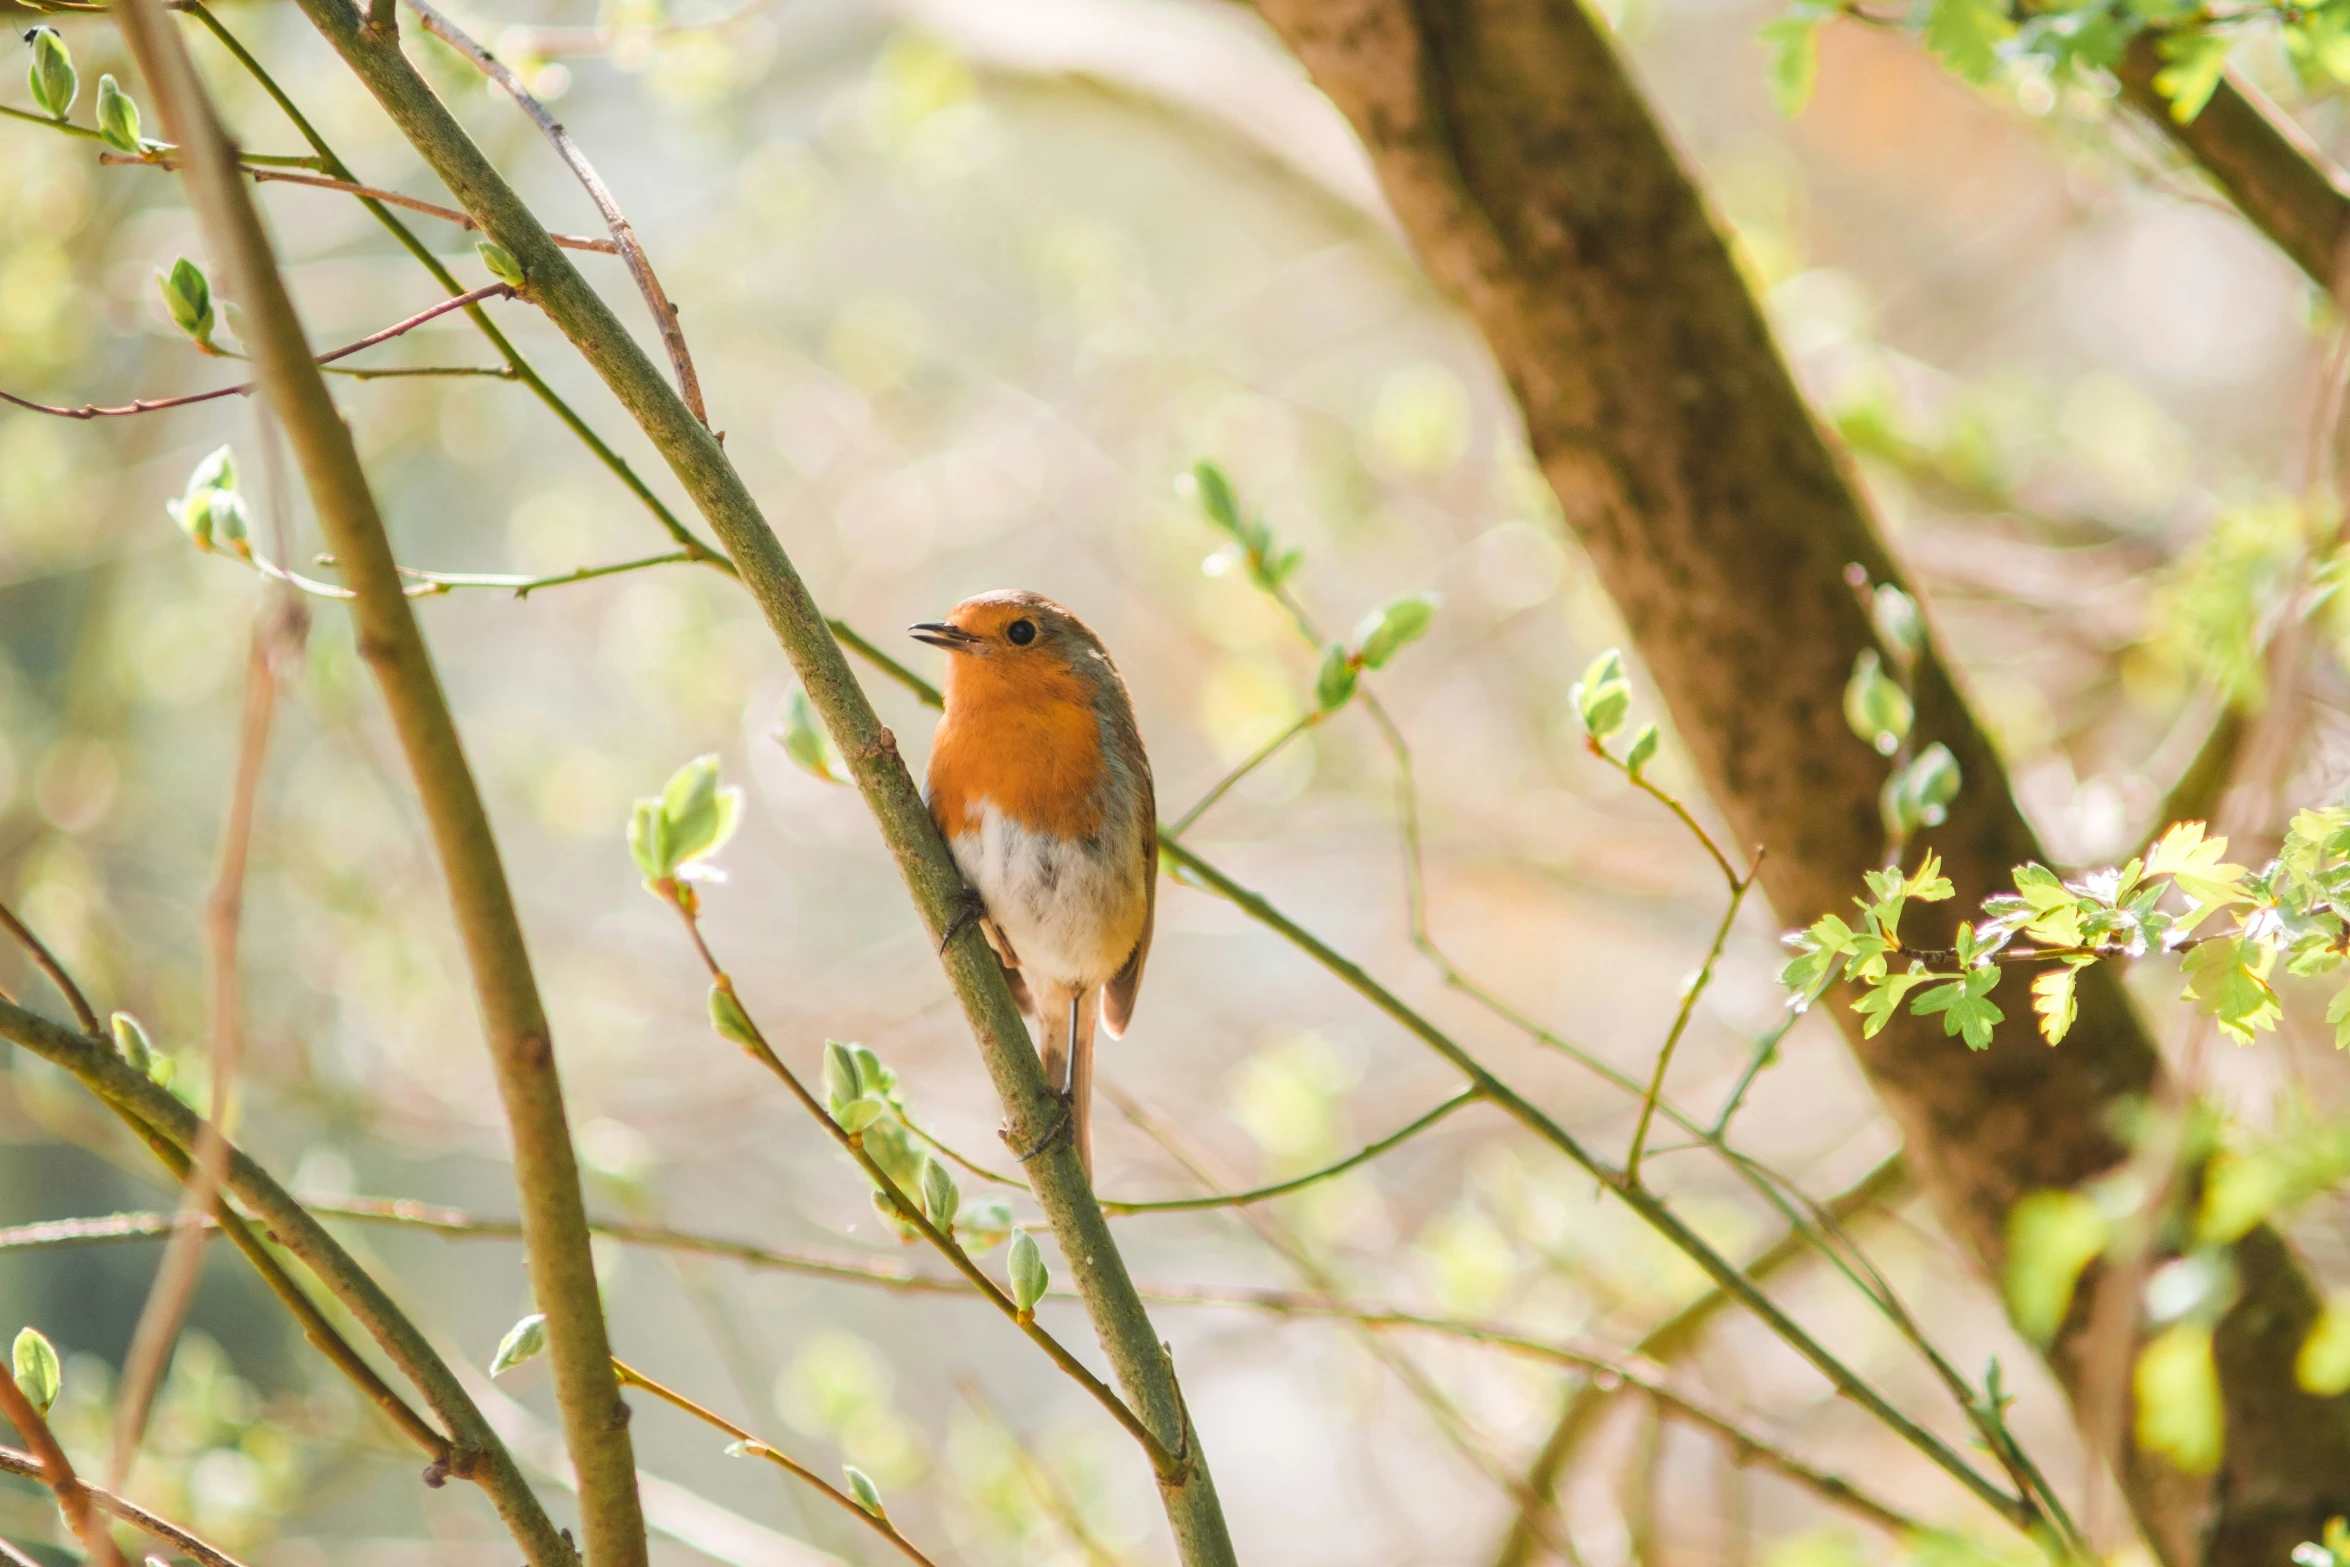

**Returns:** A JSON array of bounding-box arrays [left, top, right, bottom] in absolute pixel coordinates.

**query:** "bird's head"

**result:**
[[911, 590, 1111, 709]]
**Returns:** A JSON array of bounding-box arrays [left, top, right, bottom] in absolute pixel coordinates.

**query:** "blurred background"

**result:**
[[2, 0, 2347, 1561]]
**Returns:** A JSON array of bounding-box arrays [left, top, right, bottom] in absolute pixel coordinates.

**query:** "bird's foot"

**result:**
[[1002, 1088, 1073, 1164], [939, 885, 988, 955]]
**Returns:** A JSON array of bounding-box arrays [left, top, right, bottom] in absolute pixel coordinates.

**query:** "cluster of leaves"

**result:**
[[165, 445, 251, 557], [1842, 576, 1963, 844], [627, 752, 743, 889], [1786, 812, 2350, 1054], [158, 255, 221, 353], [1568, 648, 1661, 774], [20, 30, 151, 151], [817, 1039, 1015, 1253], [1184, 461, 1439, 715], [1764, 0, 2350, 126]]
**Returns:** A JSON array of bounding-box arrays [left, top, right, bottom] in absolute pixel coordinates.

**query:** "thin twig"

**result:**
[[110, 590, 298, 1485], [399, 0, 707, 423], [0, 1443, 251, 1567], [0, 1364, 127, 1567], [0, 901, 100, 1034], [101, 151, 621, 250], [1166, 710, 1322, 838], [0, 282, 513, 419], [1626, 849, 1760, 1183], [611, 1360, 943, 1567]]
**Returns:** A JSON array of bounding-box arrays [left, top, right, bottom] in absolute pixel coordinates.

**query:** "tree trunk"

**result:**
[[1251, 2, 2350, 1562]]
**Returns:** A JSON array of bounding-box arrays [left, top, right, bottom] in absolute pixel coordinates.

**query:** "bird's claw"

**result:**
[[939, 885, 988, 955], [1002, 1090, 1073, 1164]]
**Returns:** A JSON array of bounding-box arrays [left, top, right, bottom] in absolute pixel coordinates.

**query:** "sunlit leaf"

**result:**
[[489, 1313, 548, 1375], [2135, 1322, 2223, 1473], [2006, 1189, 2106, 1342]]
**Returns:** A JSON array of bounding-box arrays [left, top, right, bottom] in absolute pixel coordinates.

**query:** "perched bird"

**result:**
[[913, 590, 1155, 1177]]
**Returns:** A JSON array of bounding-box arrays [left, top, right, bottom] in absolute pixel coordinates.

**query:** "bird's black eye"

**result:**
[[1006, 619, 1036, 646]]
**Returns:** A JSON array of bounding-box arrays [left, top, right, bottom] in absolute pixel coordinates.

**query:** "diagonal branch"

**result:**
[[0, 1444, 248, 1567], [276, 9, 1238, 1562], [105, 2, 644, 1559], [398, 0, 706, 423], [0, 996, 567, 1559]]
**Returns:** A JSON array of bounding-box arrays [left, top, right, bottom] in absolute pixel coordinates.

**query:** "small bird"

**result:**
[[913, 590, 1155, 1177]]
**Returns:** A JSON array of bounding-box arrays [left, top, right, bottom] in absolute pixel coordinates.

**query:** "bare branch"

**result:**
[[0, 1364, 126, 1567], [0, 282, 513, 419], [102, 151, 622, 249], [0, 1443, 250, 1567], [399, 0, 706, 422]]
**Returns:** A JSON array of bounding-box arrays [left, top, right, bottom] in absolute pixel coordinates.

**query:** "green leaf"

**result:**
[[2031, 961, 2088, 1046], [1314, 643, 1359, 712], [1870, 583, 1923, 663], [1570, 649, 1631, 742], [110, 1011, 154, 1072], [777, 688, 845, 783], [836, 1097, 886, 1134], [1008, 1227, 1049, 1314], [26, 27, 76, 120], [1843, 649, 1911, 755], [707, 984, 758, 1047], [1191, 460, 1242, 538], [1624, 723, 1659, 775], [627, 798, 672, 881], [2181, 937, 2282, 1045], [159, 256, 215, 347], [1924, 0, 2015, 84], [2298, 1293, 2350, 1395], [2144, 822, 2251, 908], [2135, 1322, 2223, 1473], [920, 1157, 959, 1230], [488, 1312, 548, 1375], [823, 1040, 862, 1109], [1913, 964, 2003, 1049], [1353, 592, 1439, 670], [2153, 29, 2230, 123], [844, 1465, 886, 1519], [477, 239, 525, 288], [1885, 742, 1962, 834], [94, 73, 140, 153], [11, 1328, 59, 1416], [1853, 967, 1931, 1037], [1759, 4, 1826, 116], [2006, 1189, 2107, 1342]]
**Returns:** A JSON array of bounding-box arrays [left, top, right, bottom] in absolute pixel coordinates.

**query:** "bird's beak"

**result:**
[[910, 621, 981, 653]]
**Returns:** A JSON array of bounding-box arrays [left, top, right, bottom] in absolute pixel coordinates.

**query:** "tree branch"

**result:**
[[0, 997, 565, 1558], [0, 1444, 247, 1567], [103, 1, 643, 1557], [0, 1364, 125, 1567], [277, 8, 1238, 1560]]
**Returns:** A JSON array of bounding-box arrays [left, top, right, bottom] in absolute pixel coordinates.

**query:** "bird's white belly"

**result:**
[[950, 804, 1139, 990]]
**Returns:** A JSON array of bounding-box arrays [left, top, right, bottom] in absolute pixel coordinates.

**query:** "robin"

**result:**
[[912, 590, 1155, 1178]]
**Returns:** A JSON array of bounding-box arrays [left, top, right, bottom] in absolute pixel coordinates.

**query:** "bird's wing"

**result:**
[[1102, 795, 1154, 1040]]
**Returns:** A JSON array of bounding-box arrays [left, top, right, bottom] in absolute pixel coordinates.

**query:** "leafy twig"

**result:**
[[0, 1362, 125, 1567], [611, 1359, 942, 1567]]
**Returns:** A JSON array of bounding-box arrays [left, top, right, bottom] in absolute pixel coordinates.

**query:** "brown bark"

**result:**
[[1250, 3, 2350, 1562]]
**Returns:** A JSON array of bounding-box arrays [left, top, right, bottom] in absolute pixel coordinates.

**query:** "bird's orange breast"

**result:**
[[926, 657, 1109, 842]]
